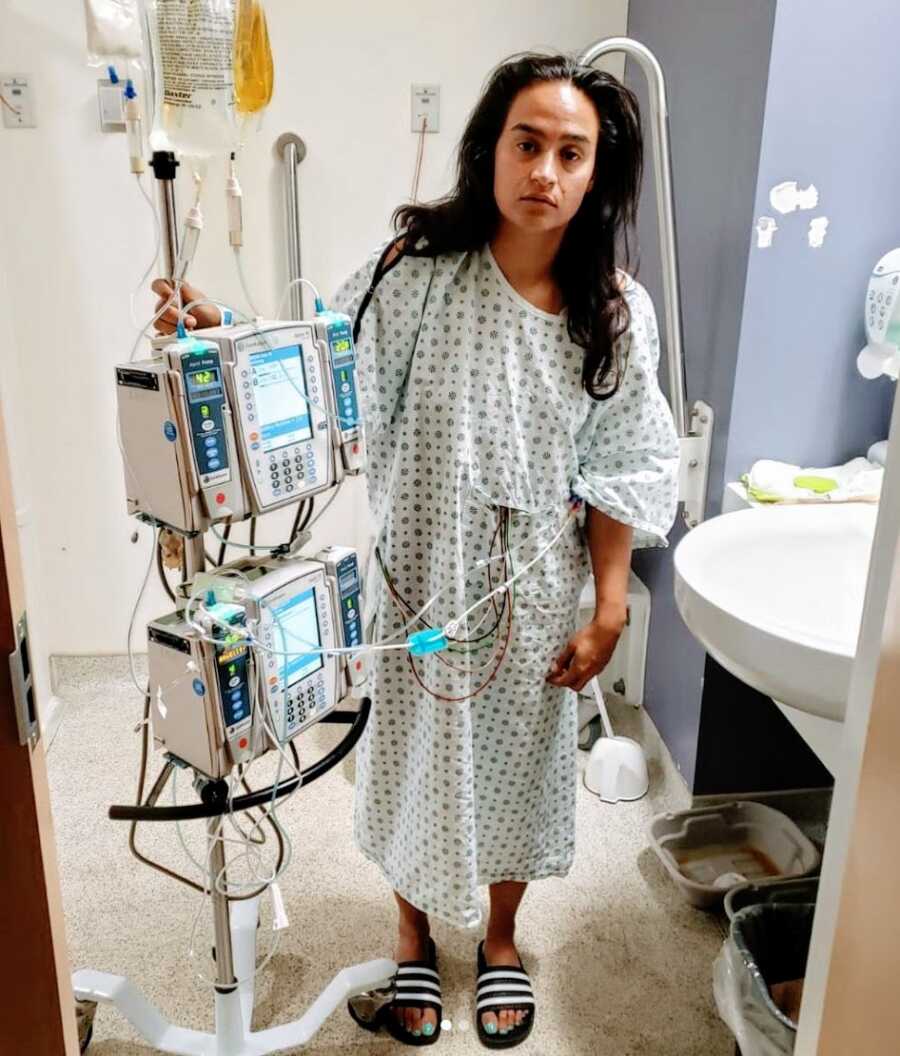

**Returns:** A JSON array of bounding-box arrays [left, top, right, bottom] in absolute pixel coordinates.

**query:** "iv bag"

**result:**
[[83, 0, 143, 66], [234, 0, 274, 117], [141, 0, 240, 158]]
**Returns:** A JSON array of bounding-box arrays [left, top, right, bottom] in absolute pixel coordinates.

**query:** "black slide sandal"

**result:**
[[475, 940, 535, 1049], [348, 937, 442, 1046]]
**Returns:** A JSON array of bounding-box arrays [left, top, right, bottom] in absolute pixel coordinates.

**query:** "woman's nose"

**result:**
[[530, 153, 557, 187]]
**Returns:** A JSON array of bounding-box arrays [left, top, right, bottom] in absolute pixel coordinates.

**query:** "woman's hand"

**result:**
[[546, 598, 627, 692], [151, 278, 221, 335]]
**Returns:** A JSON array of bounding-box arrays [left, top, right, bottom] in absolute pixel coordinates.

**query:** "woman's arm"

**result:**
[[546, 505, 631, 692]]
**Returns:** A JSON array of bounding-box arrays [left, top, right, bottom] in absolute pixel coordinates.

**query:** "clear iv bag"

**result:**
[[234, 0, 274, 117], [141, 0, 240, 158], [84, 0, 143, 66]]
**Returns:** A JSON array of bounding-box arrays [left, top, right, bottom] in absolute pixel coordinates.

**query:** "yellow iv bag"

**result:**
[[234, 0, 274, 116]]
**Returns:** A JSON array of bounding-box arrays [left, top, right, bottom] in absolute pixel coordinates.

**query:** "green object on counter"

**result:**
[[740, 473, 783, 503], [793, 474, 838, 493]]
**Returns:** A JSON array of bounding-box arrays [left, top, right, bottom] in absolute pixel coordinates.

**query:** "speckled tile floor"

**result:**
[[47, 657, 732, 1055]]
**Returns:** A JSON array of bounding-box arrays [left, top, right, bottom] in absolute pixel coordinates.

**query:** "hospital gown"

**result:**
[[333, 243, 679, 928]]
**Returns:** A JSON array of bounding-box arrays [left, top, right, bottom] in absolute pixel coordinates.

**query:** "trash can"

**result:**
[[713, 903, 815, 1056]]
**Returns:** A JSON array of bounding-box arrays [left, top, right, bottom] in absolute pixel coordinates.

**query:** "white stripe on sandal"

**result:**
[[477, 995, 536, 1011]]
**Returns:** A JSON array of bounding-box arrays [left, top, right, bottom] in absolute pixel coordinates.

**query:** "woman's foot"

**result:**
[[479, 937, 530, 1036], [393, 925, 440, 1039]]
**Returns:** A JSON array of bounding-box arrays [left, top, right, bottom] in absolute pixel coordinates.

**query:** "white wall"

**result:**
[[0, 0, 627, 660]]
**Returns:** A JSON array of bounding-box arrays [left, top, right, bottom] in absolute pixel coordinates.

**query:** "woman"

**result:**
[[155, 52, 679, 1051]]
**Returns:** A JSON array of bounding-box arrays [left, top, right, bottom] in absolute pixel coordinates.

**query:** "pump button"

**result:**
[[215, 492, 226, 505]]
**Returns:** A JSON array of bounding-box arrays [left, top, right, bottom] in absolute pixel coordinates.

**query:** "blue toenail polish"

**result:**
[[485, 1023, 498, 1035], [413, 1030, 421, 1037], [423, 1023, 435, 1036]]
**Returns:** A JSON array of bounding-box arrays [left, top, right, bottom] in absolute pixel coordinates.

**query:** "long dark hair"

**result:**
[[394, 53, 643, 400]]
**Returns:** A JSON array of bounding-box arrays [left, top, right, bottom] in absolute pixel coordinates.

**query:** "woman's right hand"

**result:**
[[151, 278, 222, 335]]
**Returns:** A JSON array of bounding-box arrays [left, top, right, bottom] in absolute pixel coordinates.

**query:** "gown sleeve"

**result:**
[[571, 279, 681, 549], [332, 242, 435, 436]]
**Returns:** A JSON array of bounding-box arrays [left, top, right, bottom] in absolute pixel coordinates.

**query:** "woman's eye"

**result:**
[[562, 150, 581, 162], [516, 141, 536, 153]]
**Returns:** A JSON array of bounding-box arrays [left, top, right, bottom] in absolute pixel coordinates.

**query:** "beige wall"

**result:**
[[0, 0, 627, 662], [817, 532, 900, 1051]]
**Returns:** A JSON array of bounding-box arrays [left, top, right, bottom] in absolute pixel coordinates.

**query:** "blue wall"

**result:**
[[625, 0, 777, 786], [624, 0, 898, 789], [724, 0, 897, 481]]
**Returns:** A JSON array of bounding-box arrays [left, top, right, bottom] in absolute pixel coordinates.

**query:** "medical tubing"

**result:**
[[186, 835, 284, 991], [126, 531, 158, 695], [108, 700, 370, 821], [218, 313, 365, 431], [127, 690, 286, 899], [301, 481, 340, 532], [289, 501, 305, 542], [446, 508, 576, 635], [174, 203, 203, 284], [299, 496, 315, 531], [408, 595, 513, 704], [179, 297, 250, 331], [380, 509, 511, 648], [207, 521, 288, 556], [130, 280, 182, 361], [124, 81, 145, 175], [128, 692, 206, 895], [172, 764, 290, 899], [276, 277, 323, 321], [185, 508, 566, 662], [226, 155, 243, 247], [216, 521, 232, 566], [233, 246, 262, 318], [375, 507, 557, 646], [131, 175, 162, 328]]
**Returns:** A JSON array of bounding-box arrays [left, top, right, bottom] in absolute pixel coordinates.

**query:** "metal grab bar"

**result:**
[[578, 37, 688, 439], [275, 132, 308, 318]]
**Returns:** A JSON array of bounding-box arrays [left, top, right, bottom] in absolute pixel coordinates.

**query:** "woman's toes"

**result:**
[[482, 1011, 499, 1036], [499, 1009, 512, 1033]]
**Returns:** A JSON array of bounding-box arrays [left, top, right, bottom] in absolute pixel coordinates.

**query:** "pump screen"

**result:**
[[271, 586, 323, 686], [250, 345, 313, 453], [186, 367, 221, 398]]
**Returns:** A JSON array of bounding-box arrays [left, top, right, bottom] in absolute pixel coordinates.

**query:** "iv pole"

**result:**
[[72, 153, 396, 1056]]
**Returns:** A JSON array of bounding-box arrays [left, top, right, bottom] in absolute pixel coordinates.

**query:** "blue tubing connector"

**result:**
[[408, 628, 449, 656]]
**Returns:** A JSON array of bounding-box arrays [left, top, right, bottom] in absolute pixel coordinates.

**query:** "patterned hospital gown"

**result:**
[[333, 243, 679, 928]]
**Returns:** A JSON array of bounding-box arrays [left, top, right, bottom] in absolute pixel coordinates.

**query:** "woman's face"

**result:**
[[493, 79, 600, 236]]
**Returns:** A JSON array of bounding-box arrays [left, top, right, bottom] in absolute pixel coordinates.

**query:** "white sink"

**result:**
[[674, 503, 877, 721]]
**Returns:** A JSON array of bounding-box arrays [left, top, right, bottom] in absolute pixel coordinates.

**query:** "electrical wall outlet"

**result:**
[[1, 74, 36, 129], [411, 84, 440, 133]]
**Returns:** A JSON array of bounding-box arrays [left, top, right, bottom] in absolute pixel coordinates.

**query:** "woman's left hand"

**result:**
[[545, 600, 627, 692]]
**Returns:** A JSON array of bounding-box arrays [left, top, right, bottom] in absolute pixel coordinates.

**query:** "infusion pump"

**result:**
[[148, 546, 367, 779], [116, 318, 364, 535]]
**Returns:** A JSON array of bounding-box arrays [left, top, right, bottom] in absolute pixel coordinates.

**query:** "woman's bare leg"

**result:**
[[481, 881, 529, 1036], [393, 891, 439, 1038]]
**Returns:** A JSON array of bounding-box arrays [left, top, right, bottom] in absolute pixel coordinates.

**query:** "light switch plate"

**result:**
[[98, 79, 126, 132], [411, 84, 440, 133], [1, 74, 36, 129]]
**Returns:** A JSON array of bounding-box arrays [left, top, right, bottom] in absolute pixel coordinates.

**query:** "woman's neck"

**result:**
[[489, 222, 565, 314]]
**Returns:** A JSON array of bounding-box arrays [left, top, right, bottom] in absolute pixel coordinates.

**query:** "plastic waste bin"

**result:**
[[713, 903, 815, 1056]]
